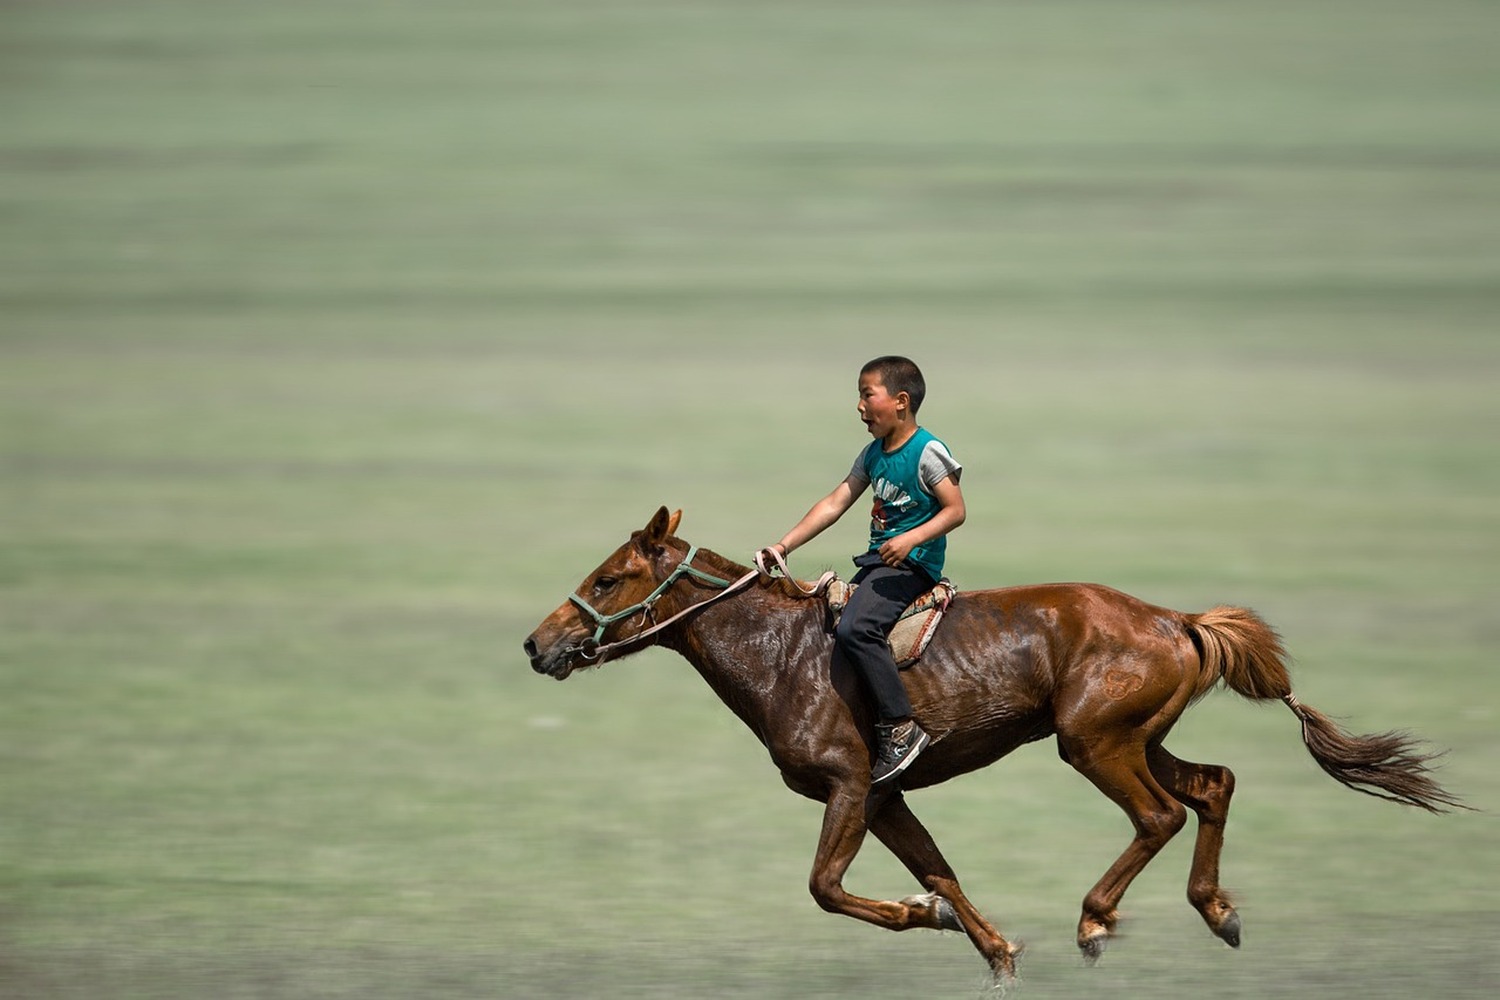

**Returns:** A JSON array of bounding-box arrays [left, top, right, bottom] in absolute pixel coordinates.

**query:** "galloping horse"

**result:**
[[523, 507, 1461, 978]]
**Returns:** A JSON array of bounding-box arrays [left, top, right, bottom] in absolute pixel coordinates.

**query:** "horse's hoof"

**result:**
[[1215, 910, 1242, 949], [934, 897, 963, 933], [1078, 930, 1109, 965], [988, 941, 1023, 981], [900, 893, 964, 932]]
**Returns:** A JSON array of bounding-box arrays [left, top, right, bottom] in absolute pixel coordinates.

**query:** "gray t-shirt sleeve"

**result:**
[[847, 443, 874, 487], [918, 439, 962, 493]]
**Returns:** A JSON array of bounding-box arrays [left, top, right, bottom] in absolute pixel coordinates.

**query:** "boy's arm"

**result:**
[[771, 474, 865, 556], [877, 474, 966, 568]]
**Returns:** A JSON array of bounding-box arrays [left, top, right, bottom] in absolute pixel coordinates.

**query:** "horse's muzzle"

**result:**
[[523, 633, 578, 680]]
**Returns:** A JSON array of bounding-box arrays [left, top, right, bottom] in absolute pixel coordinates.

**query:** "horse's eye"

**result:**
[[593, 576, 618, 593]]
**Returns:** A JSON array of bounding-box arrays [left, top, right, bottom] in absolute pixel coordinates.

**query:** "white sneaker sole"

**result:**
[[872, 729, 931, 785]]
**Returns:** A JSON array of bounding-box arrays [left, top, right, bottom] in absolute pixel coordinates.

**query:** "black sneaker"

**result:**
[[871, 720, 930, 785]]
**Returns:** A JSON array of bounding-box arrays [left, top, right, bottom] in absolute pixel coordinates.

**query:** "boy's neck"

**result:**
[[881, 421, 920, 453]]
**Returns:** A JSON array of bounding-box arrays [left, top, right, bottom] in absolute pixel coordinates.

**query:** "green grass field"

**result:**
[[3, 2, 1498, 997]]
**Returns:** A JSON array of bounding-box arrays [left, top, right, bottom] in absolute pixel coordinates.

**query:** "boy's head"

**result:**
[[860, 356, 926, 414]]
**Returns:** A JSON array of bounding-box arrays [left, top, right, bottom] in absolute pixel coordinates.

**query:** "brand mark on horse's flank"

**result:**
[[1104, 669, 1145, 700]]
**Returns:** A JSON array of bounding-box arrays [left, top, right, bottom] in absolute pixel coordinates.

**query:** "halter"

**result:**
[[568, 545, 743, 660], [563, 545, 833, 663]]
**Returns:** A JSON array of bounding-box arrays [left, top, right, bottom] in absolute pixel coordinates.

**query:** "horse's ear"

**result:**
[[642, 506, 674, 548], [666, 509, 682, 537]]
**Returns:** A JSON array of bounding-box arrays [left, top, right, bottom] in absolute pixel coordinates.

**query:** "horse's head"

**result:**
[[524, 506, 689, 680]]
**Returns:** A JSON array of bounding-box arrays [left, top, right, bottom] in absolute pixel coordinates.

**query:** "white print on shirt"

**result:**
[[870, 477, 916, 529]]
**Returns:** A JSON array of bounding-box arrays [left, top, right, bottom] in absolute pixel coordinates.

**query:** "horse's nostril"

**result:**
[[523, 636, 538, 659]]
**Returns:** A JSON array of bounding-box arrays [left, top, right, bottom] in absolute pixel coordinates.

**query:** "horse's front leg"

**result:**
[[869, 791, 1021, 979], [806, 785, 949, 936]]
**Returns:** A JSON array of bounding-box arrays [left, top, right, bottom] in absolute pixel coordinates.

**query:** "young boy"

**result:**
[[762, 356, 965, 785]]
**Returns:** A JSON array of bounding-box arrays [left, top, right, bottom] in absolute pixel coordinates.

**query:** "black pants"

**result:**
[[834, 553, 935, 723]]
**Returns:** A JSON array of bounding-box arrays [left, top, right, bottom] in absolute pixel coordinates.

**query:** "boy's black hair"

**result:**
[[861, 356, 926, 414]]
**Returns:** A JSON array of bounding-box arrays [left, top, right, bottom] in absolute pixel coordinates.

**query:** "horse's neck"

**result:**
[[667, 565, 824, 734]]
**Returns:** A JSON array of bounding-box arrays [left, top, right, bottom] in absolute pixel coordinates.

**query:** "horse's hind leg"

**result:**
[[1061, 735, 1188, 961], [868, 792, 1021, 979], [1147, 744, 1242, 947]]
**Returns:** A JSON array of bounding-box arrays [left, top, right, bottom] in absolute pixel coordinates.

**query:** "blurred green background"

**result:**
[[3, 1, 1497, 997]]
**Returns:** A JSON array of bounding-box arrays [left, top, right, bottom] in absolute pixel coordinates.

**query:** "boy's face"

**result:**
[[857, 371, 908, 441]]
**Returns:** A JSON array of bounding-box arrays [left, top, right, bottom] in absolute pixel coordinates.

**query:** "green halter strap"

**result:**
[[568, 545, 734, 648]]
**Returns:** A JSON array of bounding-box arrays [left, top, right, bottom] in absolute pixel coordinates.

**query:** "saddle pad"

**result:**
[[823, 577, 958, 668]]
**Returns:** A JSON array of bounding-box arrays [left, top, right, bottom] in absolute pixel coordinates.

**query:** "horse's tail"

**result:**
[[1185, 605, 1464, 814]]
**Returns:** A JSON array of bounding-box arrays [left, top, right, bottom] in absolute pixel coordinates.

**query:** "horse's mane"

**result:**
[[679, 541, 831, 605]]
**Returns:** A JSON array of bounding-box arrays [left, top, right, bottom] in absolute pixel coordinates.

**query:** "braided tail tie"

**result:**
[[1283, 691, 1324, 750]]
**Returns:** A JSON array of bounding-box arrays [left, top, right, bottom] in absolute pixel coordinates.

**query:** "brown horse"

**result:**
[[523, 507, 1462, 978]]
